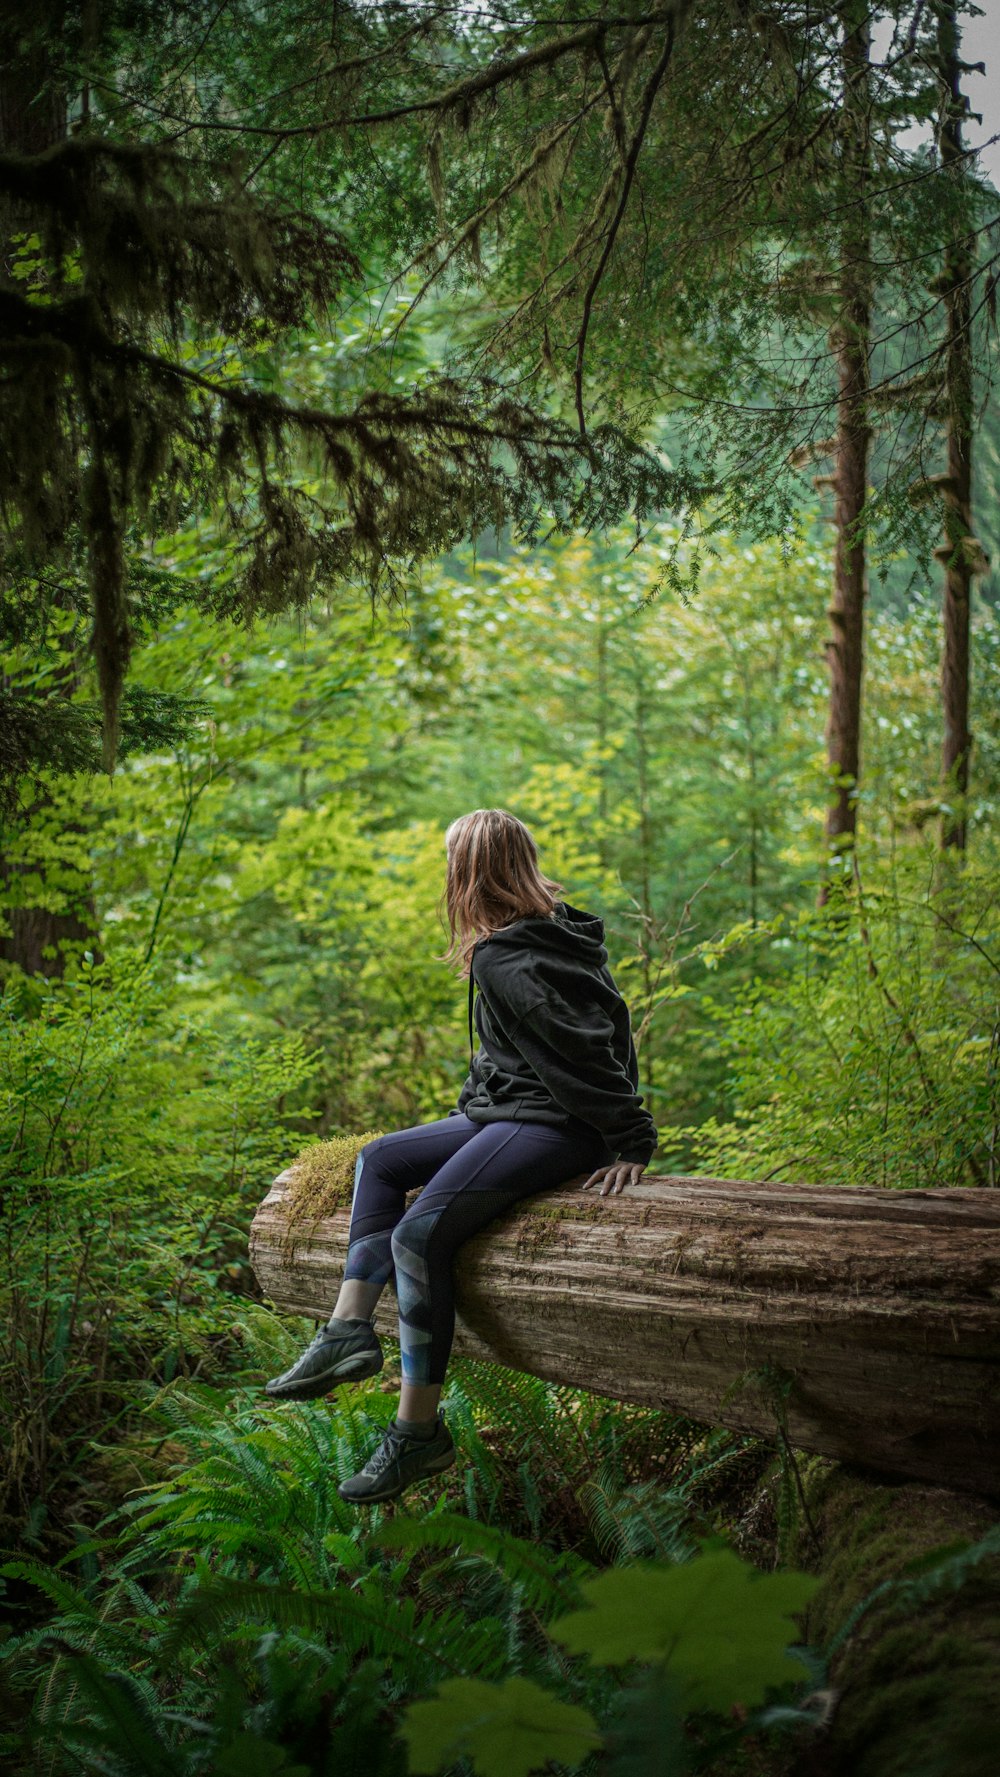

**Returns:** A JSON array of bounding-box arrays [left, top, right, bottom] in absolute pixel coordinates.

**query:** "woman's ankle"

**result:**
[[393, 1415, 438, 1440], [331, 1282, 383, 1321], [397, 1383, 443, 1425]]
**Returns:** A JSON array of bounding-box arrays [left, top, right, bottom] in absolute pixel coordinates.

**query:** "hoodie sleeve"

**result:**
[[508, 990, 658, 1165]]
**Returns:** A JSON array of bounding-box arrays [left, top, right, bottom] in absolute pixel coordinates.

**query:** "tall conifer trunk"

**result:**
[[936, 0, 975, 852], [821, 1, 872, 890], [0, 6, 103, 980]]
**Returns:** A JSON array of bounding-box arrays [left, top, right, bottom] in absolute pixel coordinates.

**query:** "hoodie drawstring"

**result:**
[[467, 965, 476, 1065]]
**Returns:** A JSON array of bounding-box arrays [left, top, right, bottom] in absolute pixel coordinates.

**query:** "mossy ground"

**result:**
[[690, 1455, 999, 1777], [780, 1463, 999, 1776]]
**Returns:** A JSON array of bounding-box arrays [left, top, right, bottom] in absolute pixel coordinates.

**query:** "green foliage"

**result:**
[[0, 1335, 806, 1777], [0, 954, 317, 1538], [436, 1356, 756, 1555], [683, 857, 1000, 1188], [4, 524, 996, 1559], [0, 10, 694, 774], [1, 1591, 408, 1776], [599, 1664, 694, 1777], [394, 1539, 819, 1777], [370, 1511, 589, 1619], [401, 1675, 601, 1777], [0, 11, 997, 1776], [7, 0, 996, 773], [549, 1545, 817, 1711], [102, 1323, 742, 1589], [0, 678, 210, 816], [12, 1307, 994, 1777]]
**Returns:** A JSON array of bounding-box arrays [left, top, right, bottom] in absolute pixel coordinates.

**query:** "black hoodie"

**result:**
[[448, 900, 658, 1166]]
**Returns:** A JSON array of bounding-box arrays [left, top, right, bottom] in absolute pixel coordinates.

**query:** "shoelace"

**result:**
[[363, 1426, 405, 1478]]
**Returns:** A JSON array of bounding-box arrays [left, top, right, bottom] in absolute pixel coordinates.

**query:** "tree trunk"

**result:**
[[822, 2, 872, 885], [0, 11, 103, 981], [251, 1167, 1000, 1501], [936, 0, 976, 852]]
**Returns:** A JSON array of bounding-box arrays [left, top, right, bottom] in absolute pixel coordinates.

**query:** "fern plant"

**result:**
[[442, 1352, 771, 1567], [0, 1301, 812, 1777]]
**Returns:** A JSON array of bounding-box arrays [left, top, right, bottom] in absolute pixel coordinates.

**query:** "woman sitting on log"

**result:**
[[264, 806, 658, 1503]]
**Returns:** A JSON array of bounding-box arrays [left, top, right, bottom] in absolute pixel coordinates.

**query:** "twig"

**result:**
[[574, 12, 683, 432]]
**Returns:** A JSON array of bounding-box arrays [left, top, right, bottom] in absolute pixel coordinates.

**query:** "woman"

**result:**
[[264, 808, 658, 1504]]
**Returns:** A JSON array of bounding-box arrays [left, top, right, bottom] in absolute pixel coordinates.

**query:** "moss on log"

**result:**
[[773, 1462, 1000, 1777]]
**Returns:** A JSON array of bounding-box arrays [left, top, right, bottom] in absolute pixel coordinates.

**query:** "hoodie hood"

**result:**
[[479, 900, 608, 966]]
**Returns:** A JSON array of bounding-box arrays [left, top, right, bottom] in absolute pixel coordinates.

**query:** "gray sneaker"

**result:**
[[264, 1317, 383, 1401], [337, 1415, 456, 1504]]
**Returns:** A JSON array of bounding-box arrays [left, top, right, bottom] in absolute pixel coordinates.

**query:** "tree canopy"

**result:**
[[3, 1, 997, 776]]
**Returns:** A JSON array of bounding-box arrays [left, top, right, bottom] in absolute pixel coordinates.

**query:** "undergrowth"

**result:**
[[0, 1301, 808, 1777], [1, 1307, 996, 1776]]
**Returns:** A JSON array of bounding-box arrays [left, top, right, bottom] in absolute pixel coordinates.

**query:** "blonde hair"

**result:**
[[437, 808, 563, 976]]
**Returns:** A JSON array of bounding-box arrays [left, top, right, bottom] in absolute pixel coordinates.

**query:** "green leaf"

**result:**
[[400, 1675, 600, 1777], [548, 1548, 818, 1715], [214, 1733, 310, 1777]]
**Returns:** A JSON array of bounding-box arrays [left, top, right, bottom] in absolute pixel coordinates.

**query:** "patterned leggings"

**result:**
[[343, 1112, 614, 1385]]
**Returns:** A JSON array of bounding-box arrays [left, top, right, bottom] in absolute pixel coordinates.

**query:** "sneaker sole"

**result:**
[[337, 1445, 456, 1504], [264, 1348, 383, 1401]]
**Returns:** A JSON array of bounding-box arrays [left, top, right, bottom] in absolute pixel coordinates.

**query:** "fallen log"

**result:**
[[249, 1166, 1000, 1499]]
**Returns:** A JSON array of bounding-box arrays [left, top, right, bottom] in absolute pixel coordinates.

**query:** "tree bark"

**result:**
[[251, 1167, 1000, 1501], [0, 9, 103, 981], [936, 0, 976, 853], [821, 2, 872, 884]]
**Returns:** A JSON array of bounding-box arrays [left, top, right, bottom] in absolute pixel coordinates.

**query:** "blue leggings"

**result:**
[[344, 1113, 614, 1385]]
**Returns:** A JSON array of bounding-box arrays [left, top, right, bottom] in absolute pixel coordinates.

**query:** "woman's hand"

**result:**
[[580, 1160, 647, 1197]]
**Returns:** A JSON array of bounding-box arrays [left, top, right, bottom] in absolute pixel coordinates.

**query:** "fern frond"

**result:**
[[34, 1651, 175, 1776], [891, 1526, 1000, 1608], [517, 1459, 546, 1538], [578, 1470, 697, 1565], [371, 1511, 592, 1617], [155, 1572, 478, 1680], [0, 1559, 99, 1623]]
